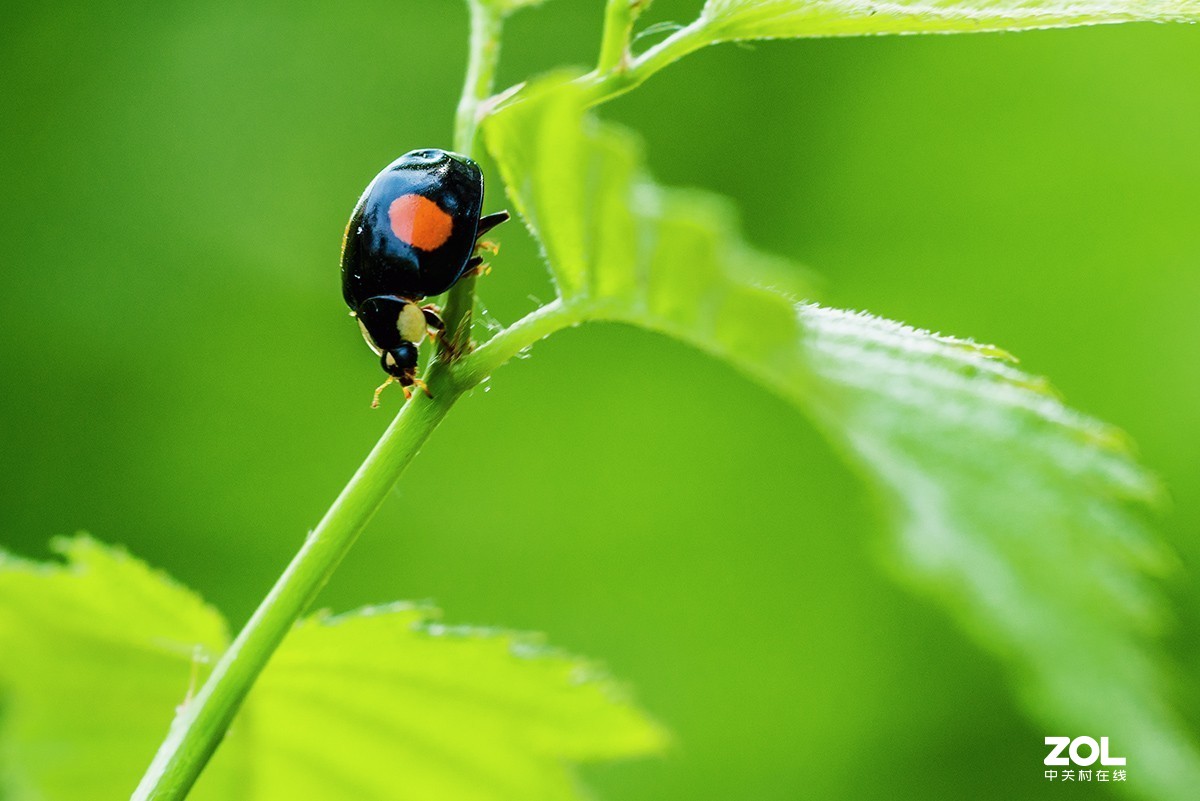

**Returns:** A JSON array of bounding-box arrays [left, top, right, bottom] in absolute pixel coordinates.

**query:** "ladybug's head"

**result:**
[[355, 295, 430, 386], [381, 342, 418, 384]]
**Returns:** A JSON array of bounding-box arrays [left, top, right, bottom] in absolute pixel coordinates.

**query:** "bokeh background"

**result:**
[[2, 1, 1198, 798]]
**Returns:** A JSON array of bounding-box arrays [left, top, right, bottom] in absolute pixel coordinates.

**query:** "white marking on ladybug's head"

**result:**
[[396, 302, 427, 345]]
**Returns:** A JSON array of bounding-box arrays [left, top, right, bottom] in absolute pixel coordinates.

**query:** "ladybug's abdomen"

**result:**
[[341, 149, 485, 306]]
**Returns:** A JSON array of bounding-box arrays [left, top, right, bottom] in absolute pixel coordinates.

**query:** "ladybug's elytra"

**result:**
[[341, 148, 508, 406]]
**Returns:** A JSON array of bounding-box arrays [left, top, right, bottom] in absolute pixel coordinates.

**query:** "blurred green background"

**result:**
[[2, 1, 1198, 798]]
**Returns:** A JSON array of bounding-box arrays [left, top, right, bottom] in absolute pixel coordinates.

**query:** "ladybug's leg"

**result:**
[[466, 255, 491, 277], [476, 210, 509, 237], [472, 211, 508, 259], [420, 304, 446, 339], [420, 304, 445, 342], [410, 377, 433, 398], [371, 376, 396, 409]]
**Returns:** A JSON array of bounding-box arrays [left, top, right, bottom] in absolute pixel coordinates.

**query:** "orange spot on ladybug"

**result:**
[[389, 194, 453, 251]]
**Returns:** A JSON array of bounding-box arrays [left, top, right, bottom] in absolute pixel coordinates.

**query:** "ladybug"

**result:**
[[341, 148, 508, 406]]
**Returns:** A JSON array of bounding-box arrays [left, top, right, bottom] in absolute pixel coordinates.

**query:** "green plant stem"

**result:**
[[597, 0, 645, 73], [131, 387, 458, 801], [128, 298, 580, 801], [451, 298, 580, 386], [581, 18, 711, 105], [130, 296, 590, 801], [485, 17, 710, 118], [130, 2, 504, 798], [444, 0, 505, 356]]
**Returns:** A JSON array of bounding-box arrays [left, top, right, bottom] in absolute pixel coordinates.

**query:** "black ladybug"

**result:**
[[341, 148, 508, 406]]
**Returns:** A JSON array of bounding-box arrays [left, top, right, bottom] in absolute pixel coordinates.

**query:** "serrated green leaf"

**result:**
[[0, 537, 240, 801], [0, 539, 665, 801], [483, 78, 1200, 800], [699, 0, 1200, 39], [251, 606, 666, 800]]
